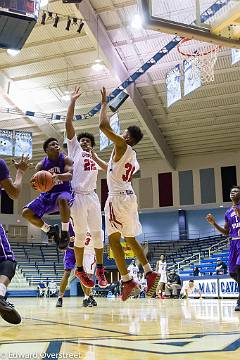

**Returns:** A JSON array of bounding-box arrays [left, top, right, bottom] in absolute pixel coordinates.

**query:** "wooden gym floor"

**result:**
[[0, 297, 239, 359]]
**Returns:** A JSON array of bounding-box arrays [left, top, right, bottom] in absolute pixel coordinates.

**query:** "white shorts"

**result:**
[[104, 194, 142, 237], [83, 251, 96, 275], [71, 192, 102, 235], [159, 273, 167, 284]]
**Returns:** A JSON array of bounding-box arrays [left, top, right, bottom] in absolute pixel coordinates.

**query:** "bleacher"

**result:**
[[147, 235, 226, 268], [11, 242, 64, 286], [179, 249, 229, 276]]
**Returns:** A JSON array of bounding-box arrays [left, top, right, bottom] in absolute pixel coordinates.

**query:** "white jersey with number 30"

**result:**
[[107, 145, 139, 194]]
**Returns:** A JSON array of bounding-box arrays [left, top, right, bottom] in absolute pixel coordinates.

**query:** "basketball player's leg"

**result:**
[[0, 260, 21, 324], [87, 193, 108, 288], [82, 254, 97, 307], [22, 194, 59, 243], [234, 240, 240, 311], [228, 240, 240, 310], [56, 191, 74, 250]]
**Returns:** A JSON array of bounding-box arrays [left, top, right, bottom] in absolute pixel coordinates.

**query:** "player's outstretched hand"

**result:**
[[12, 154, 31, 173], [206, 213, 216, 225], [71, 86, 82, 102], [101, 87, 107, 104]]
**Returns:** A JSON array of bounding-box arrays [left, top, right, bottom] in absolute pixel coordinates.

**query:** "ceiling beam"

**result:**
[[74, 1, 175, 169]]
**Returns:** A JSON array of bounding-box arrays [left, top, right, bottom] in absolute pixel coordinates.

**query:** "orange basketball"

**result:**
[[31, 170, 54, 192]]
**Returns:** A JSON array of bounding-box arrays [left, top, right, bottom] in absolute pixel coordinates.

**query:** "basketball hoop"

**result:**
[[177, 38, 221, 83]]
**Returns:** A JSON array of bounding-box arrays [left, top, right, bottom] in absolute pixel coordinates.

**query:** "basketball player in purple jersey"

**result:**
[[22, 138, 74, 250], [206, 186, 240, 311], [0, 155, 30, 324]]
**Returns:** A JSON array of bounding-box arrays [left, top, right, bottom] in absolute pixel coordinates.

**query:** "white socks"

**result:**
[[62, 222, 69, 232], [121, 274, 132, 282], [143, 263, 152, 275], [0, 283, 7, 297], [41, 223, 50, 233]]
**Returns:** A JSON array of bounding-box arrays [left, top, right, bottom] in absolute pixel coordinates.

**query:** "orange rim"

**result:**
[[177, 38, 220, 57]]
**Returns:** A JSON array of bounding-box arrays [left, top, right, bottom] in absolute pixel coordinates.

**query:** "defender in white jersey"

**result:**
[[92, 87, 160, 301], [65, 87, 108, 290]]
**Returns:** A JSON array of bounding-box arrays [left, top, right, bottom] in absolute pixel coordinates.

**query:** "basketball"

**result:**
[[31, 170, 54, 192]]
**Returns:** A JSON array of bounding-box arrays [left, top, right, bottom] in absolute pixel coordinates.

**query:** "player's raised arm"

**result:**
[[99, 87, 126, 150], [66, 86, 82, 140], [205, 213, 229, 236], [90, 149, 108, 172], [0, 155, 30, 200]]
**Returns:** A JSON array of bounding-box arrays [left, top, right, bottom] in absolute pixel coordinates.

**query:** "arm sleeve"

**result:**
[[0, 159, 10, 181], [66, 135, 82, 159]]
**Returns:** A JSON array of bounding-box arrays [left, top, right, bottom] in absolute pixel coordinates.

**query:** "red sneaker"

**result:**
[[145, 271, 160, 298], [75, 270, 94, 288], [96, 267, 108, 288], [121, 279, 140, 301]]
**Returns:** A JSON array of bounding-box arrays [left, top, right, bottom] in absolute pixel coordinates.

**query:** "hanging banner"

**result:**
[[232, 48, 240, 65], [183, 59, 201, 96], [14, 131, 32, 158], [109, 113, 120, 145], [0, 129, 14, 156], [166, 64, 181, 107]]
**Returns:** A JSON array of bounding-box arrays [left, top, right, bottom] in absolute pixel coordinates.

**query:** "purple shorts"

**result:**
[[228, 239, 240, 273], [0, 224, 15, 262], [24, 191, 74, 218], [64, 248, 75, 270]]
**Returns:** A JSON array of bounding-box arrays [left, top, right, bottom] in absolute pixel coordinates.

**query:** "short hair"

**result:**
[[189, 280, 194, 283], [43, 137, 58, 152], [127, 126, 143, 145], [77, 132, 95, 147], [231, 185, 240, 191]]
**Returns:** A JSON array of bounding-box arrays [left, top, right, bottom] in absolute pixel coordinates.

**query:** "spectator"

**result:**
[[47, 280, 58, 297], [193, 267, 200, 276], [127, 259, 139, 282], [165, 271, 182, 298], [180, 280, 202, 299], [37, 280, 47, 297], [216, 258, 227, 275]]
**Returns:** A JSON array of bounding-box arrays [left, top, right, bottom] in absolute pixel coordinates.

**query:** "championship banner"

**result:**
[[166, 64, 181, 107], [14, 130, 32, 158], [231, 48, 240, 65], [0, 129, 14, 156], [109, 241, 134, 259], [183, 59, 201, 96]]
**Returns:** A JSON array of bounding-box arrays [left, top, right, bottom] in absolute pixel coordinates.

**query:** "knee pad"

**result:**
[[91, 231, 104, 249], [74, 233, 86, 248]]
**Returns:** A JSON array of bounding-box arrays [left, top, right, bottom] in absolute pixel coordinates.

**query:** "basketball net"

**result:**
[[177, 38, 220, 83]]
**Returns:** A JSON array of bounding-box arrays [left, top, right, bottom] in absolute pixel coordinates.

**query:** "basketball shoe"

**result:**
[[89, 295, 97, 306], [56, 298, 63, 307], [83, 298, 93, 307], [96, 267, 108, 288], [235, 299, 240, 311], [75, 270, 94, 288], [58, 231, 70, 251], [47, 224, 60, 244], [145, 272, 160, 298], [0, 296, 21, 324], [121, 279, 140, 301]]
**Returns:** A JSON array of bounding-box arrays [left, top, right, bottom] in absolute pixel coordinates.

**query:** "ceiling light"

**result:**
[[219, 205, 224, 208], [40, 0, 49, 8], [77, 21, 84, 34], [53, 14, 60, 28], [91, 59, 104, 71], [131, 14, 143, 29], [7, 49, 20, 56]]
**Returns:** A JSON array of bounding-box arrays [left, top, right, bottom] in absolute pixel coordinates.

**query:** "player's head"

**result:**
[[217, 258, 221, 264], [189, 280, 194, 288], [77, 132, 96, 150], [230, 186, 240, 202], [131, 259, 136, 265], [43, 138, 60, 155], [122, 126, 143, 146], [160, 254, 165, 261]]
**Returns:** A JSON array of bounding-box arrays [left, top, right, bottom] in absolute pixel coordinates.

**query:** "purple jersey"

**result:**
[[41, 153, 71, 193], [0, 159, 15, 262], [225, 207, 240, 238]]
